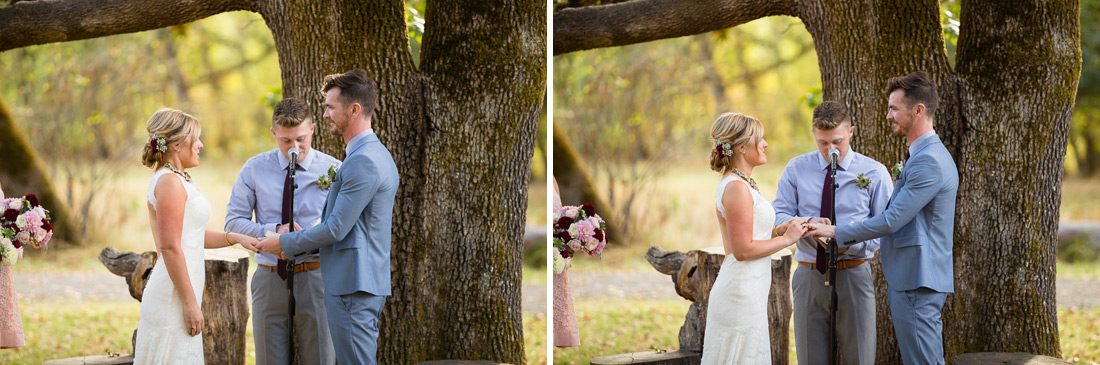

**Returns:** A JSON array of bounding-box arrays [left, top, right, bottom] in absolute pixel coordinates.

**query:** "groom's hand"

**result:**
[[257, 234, 283, 255], [276, 222, 303, 234], [808, 223, 836, 239]]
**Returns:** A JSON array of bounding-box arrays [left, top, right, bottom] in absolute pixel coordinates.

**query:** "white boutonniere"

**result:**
[[891, 161, 903, 182]]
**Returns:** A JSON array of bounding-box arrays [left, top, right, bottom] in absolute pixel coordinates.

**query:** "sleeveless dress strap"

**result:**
[[147, 169, 188, 209]]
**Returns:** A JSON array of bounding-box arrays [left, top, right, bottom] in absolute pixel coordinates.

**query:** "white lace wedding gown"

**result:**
[[701, 175, 775, 364], [135, 169, 209, 363]]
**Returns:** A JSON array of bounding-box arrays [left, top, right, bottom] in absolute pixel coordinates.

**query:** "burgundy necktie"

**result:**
[[816, 165, 833, 274], [905, 150, 911, 163], [277, 164, 299, 280]]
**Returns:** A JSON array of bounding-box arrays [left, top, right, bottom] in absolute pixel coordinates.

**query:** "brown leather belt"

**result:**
[[798, 259, 868, 271], [258, 261, 321, 273]]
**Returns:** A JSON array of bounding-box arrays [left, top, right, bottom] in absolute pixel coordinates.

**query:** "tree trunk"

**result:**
[[254, 0, 544, 362], [554, 0, 1078, 362], [0, 96, 80, 245]]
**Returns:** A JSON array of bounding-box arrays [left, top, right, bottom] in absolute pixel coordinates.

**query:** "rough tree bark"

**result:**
[[555, 0, 1078, 362], [0, 0, 545, 362], [0, 96, 79, 245]]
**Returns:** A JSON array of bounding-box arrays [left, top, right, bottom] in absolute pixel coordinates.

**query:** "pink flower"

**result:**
[[594, 240, 606, 255], [568, 239, 582, 251], [585, 237, 599, 252], [569, 220, 596, 242], [7, 199, 22, 210], [41, 230, 53, 246], [24, 209, 43, 229], [15, 231, 30, 247], [565, 207, 580, 219], [33, 227, 47, 246]]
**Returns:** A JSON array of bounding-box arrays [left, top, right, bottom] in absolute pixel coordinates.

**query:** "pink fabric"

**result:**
[[0, 264, 25, 349], [552, 187, 580, 347]]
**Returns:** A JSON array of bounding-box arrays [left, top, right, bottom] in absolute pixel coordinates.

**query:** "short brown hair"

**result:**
[[811, 100, 851, 130], [322, 69, 379, 118], [272, 98, 311, 128], [885, 71, 938, 117]]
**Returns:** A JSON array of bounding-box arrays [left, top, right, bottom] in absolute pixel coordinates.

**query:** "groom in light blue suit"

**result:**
[[258, 69, 399, 365], [811, 71, 957, 365]]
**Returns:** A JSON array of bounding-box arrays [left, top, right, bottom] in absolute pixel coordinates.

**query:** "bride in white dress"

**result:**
[[701, 113, 807, 364], [136, 109, 258, 364]]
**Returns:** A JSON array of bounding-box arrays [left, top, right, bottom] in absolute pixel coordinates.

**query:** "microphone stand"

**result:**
[[827, 154, 839, 365], [286, 153, 298, 364]]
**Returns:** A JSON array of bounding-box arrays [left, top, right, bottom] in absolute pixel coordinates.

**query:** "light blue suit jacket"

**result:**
[[281, 132, 399, 297], [836, 133, 957, 293]]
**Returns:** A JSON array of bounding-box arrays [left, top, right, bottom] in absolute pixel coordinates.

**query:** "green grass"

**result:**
[[0, 300, 140, 363], [552, 299, 690, 364], [1058, 260, 1100, 280], [525, 313, 548, 365], [1058, 307, 1100, 363], [553, 299, 1100, 364]]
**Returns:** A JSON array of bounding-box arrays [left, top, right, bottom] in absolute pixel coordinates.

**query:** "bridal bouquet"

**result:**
[[0, 194, 54, 266], [552, 203, 607, 274]]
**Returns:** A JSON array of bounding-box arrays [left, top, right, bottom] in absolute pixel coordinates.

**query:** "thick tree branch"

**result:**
[[0, 0, 253, 52], [553, 0, 796, 55]]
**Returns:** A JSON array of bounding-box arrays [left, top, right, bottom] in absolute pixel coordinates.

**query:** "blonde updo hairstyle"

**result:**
[[141, 108, 201, 169], [709, 112, 764, 174]]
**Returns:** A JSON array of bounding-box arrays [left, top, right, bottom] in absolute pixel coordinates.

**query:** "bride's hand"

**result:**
[[782, 218, 809, 243], [184, 302, 203, 337], [235, 234, 260, 253]]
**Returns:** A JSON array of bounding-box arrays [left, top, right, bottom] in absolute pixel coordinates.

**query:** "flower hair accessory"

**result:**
[[715, 141, 735, 158], [149, 135, 167, 153]]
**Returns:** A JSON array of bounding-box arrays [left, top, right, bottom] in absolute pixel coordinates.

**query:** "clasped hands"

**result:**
[[778, 217, 846, 252], [253, 221, 301, 259]]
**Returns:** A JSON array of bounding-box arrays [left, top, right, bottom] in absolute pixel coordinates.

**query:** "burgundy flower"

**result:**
[[593, 228, 604, 242], [560, 249, 572, 259], [3, 209, 18, 222], [716, 144, 725, 156], [150, 138, 158, 151], [554, 231, 572, 243], [555, 216, 574, 229], [580, 203, 596, 217], [42, 221, 52, 232], [11, 240, 19, 249], [25, 194, 39, 207]]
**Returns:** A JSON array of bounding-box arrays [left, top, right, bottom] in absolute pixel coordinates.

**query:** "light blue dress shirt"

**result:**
[[225, 147, 341, 266], [772, 149, 893, 262]]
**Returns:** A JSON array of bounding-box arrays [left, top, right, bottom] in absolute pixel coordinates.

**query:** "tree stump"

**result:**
[[201, 248, 250, 365], [98, 247, 251, 364], [645, 246, 792, 365]]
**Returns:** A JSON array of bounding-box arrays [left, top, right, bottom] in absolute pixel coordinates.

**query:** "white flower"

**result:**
[[566, 207, 580, 219], [0, 239, 15, 266], [567, 224, 580, 238], [552, 249, 565, 274], [8, 199, 21, 210], [14, 215, 26, 229]]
